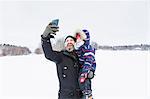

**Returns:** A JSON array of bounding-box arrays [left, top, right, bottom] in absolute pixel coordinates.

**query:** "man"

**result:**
[[41, 21, 82, 99]]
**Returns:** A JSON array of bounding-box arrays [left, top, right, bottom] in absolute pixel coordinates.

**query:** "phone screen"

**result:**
[[51, 19, 59, 26]]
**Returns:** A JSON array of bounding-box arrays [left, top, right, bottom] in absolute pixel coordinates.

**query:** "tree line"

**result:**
[[0, 44, 31, 57], [1, 39, 150, 57], [34, 38, 150, 54]]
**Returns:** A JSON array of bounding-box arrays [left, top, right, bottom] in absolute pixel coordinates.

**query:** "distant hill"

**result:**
[[1, 43, 149, 57], [98, 44, 150, 51], [0, 44, 31, 57]]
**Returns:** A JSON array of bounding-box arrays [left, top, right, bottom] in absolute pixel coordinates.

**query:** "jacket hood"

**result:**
[[82, 29, 90, 45]]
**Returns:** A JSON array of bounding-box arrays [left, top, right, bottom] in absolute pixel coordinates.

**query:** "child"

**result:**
[[74, 29, 96, 99]]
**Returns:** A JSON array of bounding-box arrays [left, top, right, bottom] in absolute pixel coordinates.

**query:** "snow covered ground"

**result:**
[[0, 50, 150, 99]]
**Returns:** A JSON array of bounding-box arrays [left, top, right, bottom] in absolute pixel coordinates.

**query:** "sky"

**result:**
[[0, 0, 149, 51]]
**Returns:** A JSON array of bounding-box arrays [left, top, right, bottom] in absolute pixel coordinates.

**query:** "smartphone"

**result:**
[[51, 19, 59, 26]]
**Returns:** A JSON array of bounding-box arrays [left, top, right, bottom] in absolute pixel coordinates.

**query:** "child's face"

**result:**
[[76, 33, 83, 43], [76, 33, 81, 39]]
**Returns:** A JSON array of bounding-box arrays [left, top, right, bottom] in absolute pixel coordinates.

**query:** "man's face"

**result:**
[[64, 37, 75, 52]]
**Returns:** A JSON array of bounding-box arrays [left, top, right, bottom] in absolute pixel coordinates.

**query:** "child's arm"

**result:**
[[82, 46, 96, 73], [79, 46, 95, 83]]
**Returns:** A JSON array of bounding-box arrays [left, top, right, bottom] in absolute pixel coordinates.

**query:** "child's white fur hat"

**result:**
[[74, 29, 87, 40]]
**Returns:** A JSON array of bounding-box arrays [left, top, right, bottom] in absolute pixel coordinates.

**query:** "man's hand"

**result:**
[[87, 70, 94, 79], [42, 22, 59, 38]]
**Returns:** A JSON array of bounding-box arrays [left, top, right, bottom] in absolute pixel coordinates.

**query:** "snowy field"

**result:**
[[0, 50, 150, 99]]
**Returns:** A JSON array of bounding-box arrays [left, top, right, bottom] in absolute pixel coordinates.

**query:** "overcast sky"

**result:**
[[0, 0, 149, 51]]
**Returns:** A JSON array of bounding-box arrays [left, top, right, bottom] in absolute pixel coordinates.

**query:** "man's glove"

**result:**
[[87, 70, 94, 79], [42, 22, 59, 38]]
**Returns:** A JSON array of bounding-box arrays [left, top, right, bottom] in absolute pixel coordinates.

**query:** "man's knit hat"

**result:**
[[64, 35, 76, 42]]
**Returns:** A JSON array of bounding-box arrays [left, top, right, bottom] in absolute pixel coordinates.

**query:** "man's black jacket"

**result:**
[[41, 37, 82, 99]]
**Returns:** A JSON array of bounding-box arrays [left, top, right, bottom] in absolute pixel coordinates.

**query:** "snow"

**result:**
[[0, 50, 150, 99]]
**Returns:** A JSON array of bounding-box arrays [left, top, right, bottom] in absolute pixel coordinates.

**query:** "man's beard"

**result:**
[[66, 46, 74, 52]]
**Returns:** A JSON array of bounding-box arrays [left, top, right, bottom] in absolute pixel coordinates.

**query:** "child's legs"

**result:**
[[79, 78, 92, 95]]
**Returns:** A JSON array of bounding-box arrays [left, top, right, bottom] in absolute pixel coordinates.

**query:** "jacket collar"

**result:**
[[61, 50, 78, 61]]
